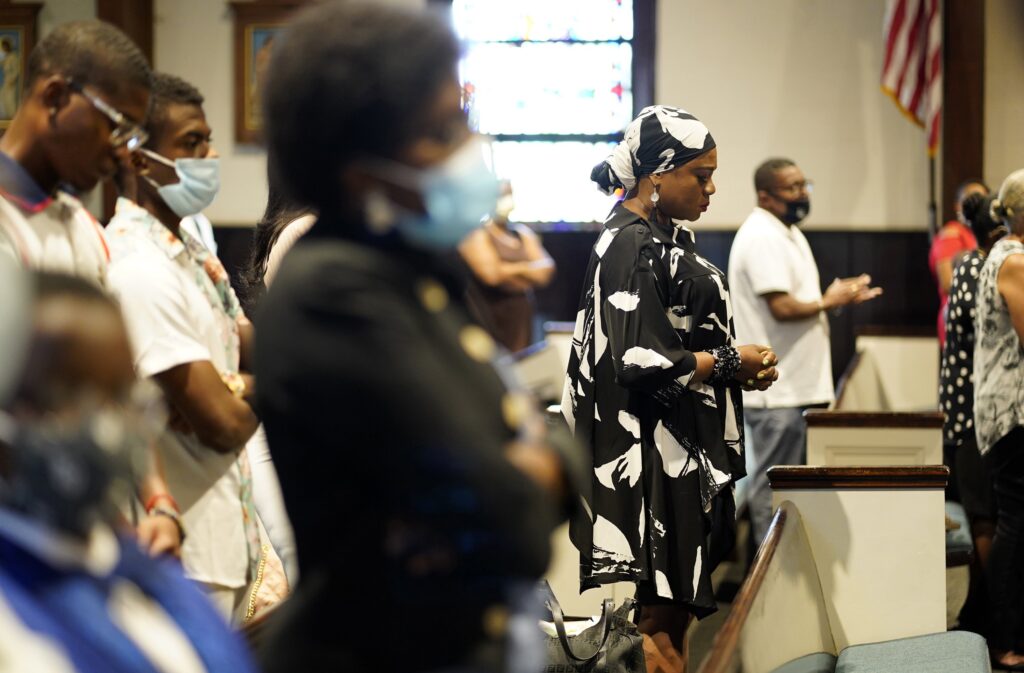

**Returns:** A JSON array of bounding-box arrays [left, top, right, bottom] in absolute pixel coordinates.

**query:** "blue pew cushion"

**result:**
[[835, 631, 988, 673], [945, 501, 973, 566], [770, 652, 838, 673]]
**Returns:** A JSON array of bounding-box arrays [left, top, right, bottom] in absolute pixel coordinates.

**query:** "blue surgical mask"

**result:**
[[142, 149, 220, 218], [368, 137, 499, 250]]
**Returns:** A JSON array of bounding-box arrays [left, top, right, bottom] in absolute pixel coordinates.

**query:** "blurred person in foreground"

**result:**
[[0, 266, 256, 673], [255, 2, 578, 672]]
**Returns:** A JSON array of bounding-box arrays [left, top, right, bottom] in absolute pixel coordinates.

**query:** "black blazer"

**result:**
[[254, 224, 564, 672]]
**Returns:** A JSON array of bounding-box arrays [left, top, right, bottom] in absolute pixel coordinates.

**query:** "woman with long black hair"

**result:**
[[239, 160, 315, 317]]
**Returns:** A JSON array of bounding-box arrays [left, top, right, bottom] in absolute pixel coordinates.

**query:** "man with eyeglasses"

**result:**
[[727, 157, 882, 544], [0, 21, 150, 288], [0, 22, 191, 565]]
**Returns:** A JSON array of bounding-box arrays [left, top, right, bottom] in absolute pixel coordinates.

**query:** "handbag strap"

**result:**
[[542, 581, 615, 664]]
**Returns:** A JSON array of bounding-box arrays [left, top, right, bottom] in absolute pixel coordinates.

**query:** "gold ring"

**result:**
[[746, 379, 755, 387]]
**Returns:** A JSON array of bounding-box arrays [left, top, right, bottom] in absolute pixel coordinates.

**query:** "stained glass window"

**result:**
[[461, 43, 632, 136], [452, 0, 632, 42], [487, 141, 618, 224], [450, 0, 647, 225]]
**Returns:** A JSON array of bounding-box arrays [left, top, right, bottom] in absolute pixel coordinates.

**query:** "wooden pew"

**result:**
[[769, 466, 948, 649], [833, 327, 939, 412], [508, 321, 576, 405], [542, 320, 575, 376], [804, 411, 943, 467], [803, 410, 970, 627], [697, 466, 988, 673], [699, 501, 835, 673], [509, 340, 566, 403]]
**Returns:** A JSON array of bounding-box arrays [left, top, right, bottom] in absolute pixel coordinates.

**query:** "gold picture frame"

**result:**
[[0, 3, 41, 131], [231, 1, 305, 144]]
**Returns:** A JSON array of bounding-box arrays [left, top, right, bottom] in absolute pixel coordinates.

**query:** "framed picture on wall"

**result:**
[[231, 1, 306, 144], [0, 2, 41, 131]]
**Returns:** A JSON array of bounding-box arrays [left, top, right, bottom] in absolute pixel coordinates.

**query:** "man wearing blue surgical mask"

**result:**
[[105, 72, 274, 625]]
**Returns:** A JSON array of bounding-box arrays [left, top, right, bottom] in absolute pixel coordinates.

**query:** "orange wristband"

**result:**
[[144, 493, 180, 514]]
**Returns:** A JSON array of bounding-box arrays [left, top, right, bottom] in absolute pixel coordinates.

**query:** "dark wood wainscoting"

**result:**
[[212, 226, 938, 383]]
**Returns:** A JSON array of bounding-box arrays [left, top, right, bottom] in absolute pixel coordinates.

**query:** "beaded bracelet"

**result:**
[[148, 506, 187, 543], [706, 345, 741, 385]]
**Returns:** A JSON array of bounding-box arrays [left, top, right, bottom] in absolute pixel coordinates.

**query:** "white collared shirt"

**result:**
[[180, 213, 218, 254], [728, 207, 834, 408], [0, 190, 109, 287], [106, 198, 252, 589]]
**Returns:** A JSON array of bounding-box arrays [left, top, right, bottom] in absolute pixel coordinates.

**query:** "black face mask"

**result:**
[[780, 197, 811, 225]]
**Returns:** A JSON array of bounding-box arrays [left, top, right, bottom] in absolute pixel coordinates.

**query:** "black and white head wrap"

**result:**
[[591, 105, 716, 195]]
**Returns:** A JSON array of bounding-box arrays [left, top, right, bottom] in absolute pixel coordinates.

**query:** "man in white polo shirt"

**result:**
[[728, 157, 882, 543], [106, 73, 264, 624], [0, 21, 151, 287]]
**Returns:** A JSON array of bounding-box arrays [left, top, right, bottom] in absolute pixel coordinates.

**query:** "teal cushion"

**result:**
[[945, 501, 973, 557], [770, 652, 837, 673], [836, 631, 988, 672]]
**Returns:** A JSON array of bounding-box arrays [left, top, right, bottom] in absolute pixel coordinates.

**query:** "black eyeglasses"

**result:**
[[772, 179, 815, 198], [66, 78, 148, 151]]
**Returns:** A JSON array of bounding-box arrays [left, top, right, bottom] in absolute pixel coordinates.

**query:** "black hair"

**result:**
[[960, 193, 1003, 244], [263, 0, 460, 216], [239, 156, 313, 316], [754, 158, 796, 193], [145, 71, 204, 147], [33, 270, 116, 307], [26, 20, 151, 99], [954, 178, 989, 208]]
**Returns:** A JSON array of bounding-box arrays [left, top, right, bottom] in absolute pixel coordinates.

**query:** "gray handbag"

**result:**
[[541, 582, 646, 673]]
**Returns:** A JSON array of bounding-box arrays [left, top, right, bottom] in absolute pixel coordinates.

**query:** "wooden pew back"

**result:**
[[804, 411, 944, 467], [769, 466, 948, 651], [699, 466, 949, 672], [834, 330, 939, 412], [700, 501, 836, 673]]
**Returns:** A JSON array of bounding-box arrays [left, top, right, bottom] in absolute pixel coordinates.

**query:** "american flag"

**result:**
[[881, 0, 942, 156]]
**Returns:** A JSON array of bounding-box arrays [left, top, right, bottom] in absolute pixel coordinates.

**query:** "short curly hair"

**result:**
[[263, 0, 460, 215], [26, 20, 151, 100], [754, 158, 797, 193], [145, 72, 204, 147]]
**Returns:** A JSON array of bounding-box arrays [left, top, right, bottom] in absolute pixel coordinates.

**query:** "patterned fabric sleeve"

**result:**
[[600, 226, 698, 396]]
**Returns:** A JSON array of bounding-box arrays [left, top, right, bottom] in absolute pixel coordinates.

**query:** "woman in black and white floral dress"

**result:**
[[974, 168, 1024, 669], [562, 106, 778, 657]]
